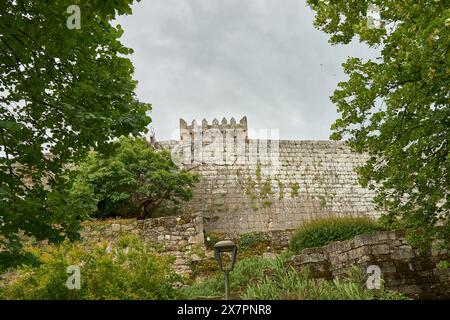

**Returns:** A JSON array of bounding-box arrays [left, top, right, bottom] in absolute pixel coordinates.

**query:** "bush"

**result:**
[[68, 136, 199, 219], [290, 216, 382, 254], [239, 232, 270, 250], [0, 236, 183, 300]]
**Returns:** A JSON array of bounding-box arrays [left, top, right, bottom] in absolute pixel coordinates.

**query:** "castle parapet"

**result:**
[[180, 116, 248, 140], [178, 117, 248, 165]]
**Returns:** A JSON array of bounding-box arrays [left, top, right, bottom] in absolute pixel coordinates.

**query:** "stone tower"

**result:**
[[178, 117, 248, 165]]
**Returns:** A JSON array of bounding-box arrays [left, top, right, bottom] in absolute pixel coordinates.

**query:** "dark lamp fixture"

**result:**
[[214, 240, 238, 299]]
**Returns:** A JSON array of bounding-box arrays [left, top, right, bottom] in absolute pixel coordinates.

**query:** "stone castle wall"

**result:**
[[291, 230, 450, 299], [159, 117, 379, 236]]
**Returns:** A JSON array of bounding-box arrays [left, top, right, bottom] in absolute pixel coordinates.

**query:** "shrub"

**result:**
[[290, 216, 382, 254], [68, 136, 199, 219], [239, 232, 270, 250], [0, 236, 183, 300]]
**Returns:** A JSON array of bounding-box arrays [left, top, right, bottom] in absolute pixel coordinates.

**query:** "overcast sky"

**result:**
[[116, 0, 377, 141]]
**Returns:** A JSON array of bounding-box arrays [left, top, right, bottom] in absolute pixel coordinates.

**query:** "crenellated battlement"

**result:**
[[179, 116, 248, 141], [177, 117, 249, 166], [180, 116, 247, 129]]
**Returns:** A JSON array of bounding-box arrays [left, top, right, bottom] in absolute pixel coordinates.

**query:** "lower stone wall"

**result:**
[[80, 213, 205, 275], [205, 229, 296, 250], [291, 230, 450, 299], [80, 214, 294, 276]]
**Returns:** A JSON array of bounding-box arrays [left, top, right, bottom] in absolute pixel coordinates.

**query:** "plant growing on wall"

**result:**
[[307, 0, 449, 248], [69, 137, 199, 219], [241, 164, 277, 210], [290, 183, 300, 198], [290, 217, 383, 254]]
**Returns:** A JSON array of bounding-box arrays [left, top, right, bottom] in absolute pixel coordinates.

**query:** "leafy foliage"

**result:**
[[182, 256, 275, 299], [436, 260, 450, 270], [0, 235, 182, 300], [241, 263, 407, 300], [239, 232, 270, 250], [0, 1, 151, 263], [68, 136, 199, 219], [289, 217, 382, 254], [184, 256, 406, 300], [306, 1, 449, 247]]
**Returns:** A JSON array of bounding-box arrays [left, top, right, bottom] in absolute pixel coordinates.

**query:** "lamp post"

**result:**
[[214, 240, 237, 300]]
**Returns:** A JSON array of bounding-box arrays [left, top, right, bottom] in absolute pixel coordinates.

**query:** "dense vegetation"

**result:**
[[289, 217, 382, 254], [68, 137, 199, 219], [183, 256, 407, 300], [306, 0, 449, 248], [184, 256, 275, 299], [0, 0, 150, 266], [0, 217, 411, 300], [0, 236, 182, 300]]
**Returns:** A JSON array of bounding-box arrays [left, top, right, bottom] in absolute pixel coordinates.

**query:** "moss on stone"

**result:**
[[319, 195, 327, 208], [290, 183, 300, 198], [277, 178, 285, 200]]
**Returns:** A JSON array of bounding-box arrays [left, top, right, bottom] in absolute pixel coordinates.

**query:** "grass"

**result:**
[[183, 255, 407, 300]]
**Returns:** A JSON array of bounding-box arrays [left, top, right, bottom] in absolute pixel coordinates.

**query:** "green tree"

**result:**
[[0, 0, 151, 266], [306, 0, 449, 247], [69, 137, 199, 219]]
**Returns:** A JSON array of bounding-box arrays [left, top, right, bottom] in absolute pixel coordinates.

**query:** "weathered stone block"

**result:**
[[262, 252, 278, 260], [370, 244, 391, 255], [398, 284, 422, 295], [326, 240, 352, 254], [392, 245, 415, 260], [111, 224, 121, 232], [353, 233, 379, 247], [376, 231, 397, 241]]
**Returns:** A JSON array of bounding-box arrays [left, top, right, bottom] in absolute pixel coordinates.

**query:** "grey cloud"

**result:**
[[116, 0, 377, 140]]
